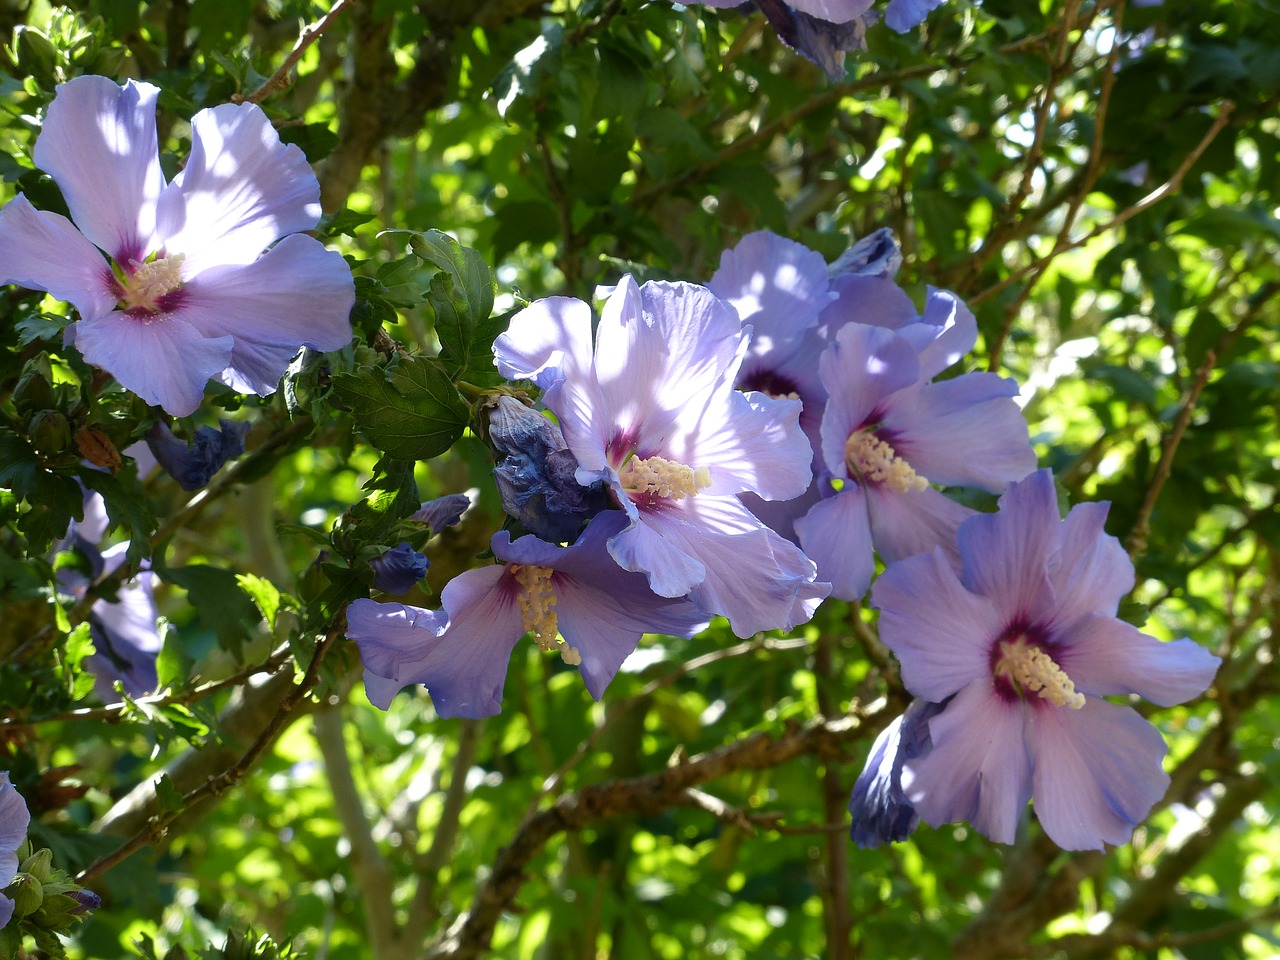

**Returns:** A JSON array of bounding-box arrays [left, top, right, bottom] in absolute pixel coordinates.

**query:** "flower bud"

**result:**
[[10, 873, 43, 918], [28, 409, 72, 456], [19, 847, 53, 883]]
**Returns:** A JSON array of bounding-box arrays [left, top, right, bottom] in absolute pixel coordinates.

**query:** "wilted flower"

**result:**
[[794, 288, 1035, 600], [847, 697, 947, 847], [0, 772, 32, 929], [370, 542, 429, 595], [0, 75, 354, 416], [866, 469, 1221, 850], [346, 513, 710, 718], [494, 276, 827, 637], [144, 419, 250, 491]]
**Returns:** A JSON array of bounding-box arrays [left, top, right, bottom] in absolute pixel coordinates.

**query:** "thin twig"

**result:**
[[235, 0, 357, 104]]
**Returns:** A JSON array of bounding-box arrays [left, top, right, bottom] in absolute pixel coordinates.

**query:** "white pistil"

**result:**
[[617, 454, 711, 501], [509, 563, 578, 665], [845, 430, 928, 493], [994, 637, 1085, 709], [118, 253, 185, 312]]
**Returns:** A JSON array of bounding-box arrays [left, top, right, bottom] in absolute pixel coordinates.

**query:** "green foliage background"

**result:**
[[0, 0, 1277, 958]]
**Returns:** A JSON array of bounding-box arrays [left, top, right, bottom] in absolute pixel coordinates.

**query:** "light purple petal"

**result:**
[[0, 771, 31, 891], [887, 372, 1035, 491], [817, 323, 920, 478], [956, 470, 1059, 621], [819, 274, 918, 334], [74, 310, 233, 417], [90, 544, 161, 699], [884, 0, 945, 32], [678, 389, 811, 501], [785, 0, 874, 22], [864, 484, 974, 568], [795, 487, 874, 601], [346, 597, 452, 709], [709, 231, 835, 363], [1041, 501, 1133, 628], [156, 102, 322, 275], [607, 500, 707, 599], [1056, 616, 1220, 707], [35, 76, 163, 262], [411, 493, 472, 531], [908, 288, 979, 381], [871, 548, 1002, 701], [176, 233, 354, 395], [0, 195, 117, 321], [1028, 697, 1170, 850], [903, 679, 1032, 845], [0, 896, 13, 930]]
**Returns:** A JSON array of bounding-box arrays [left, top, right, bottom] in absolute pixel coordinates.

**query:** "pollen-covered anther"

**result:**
[[119, 253, 185, 312], [994, 637, 1086, 709], [618, 455, 711, 501], [845, 431, 928, 493]]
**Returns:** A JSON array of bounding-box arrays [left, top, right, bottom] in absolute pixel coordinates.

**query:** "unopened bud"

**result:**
[[28, 409, 72, 456], [19, 847, 53, 883], [10, 874, 43, 918]]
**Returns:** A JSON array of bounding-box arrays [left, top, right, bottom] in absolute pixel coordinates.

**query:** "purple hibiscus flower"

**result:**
[[0, 75, 354, 417], [346, 513, 710, 718], [0, 772, 32, 929], [863, 469, 1221, 850], [493, 275, 828, 637], [60, 489, 162, 700], [794, 288, 1036, 600]]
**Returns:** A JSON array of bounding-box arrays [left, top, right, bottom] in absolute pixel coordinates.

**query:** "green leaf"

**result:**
[[404, 230, 500, 384], [154, 623, 191, 690], [330, 355, 469, 462], [154, 773, 185, 813], [160, 564, 263, 658], [236, 573, 289, 630], [78, 466, 157, 567]]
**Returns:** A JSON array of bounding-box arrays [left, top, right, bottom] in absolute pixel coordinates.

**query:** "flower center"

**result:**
[[845, 430, 928, 493], [617, 455, 711, 501], [509, 563, 580, 665], [117, 254, 185, 313], [993, 635, 1085, 709]]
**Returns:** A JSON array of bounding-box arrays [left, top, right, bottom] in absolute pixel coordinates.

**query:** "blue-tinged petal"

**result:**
[[956, 470, 1059, 621], [871, 548, 1000, 701], [1028, 697, 1170, 850], [1056, 615, 1220, 707], [1042, 501, 1133, 628], [0, 897, 14, 929], [908, 288, 980, 381], [0, 771, 31, 892], [819, 274, 918, 333], [778, 0, 873, 21], [827, 228, 901, 281], [677, 388, 811, 501], [864, 483, 973, 568], [709, 231, 835, 365], [903, 679, 1032, 845], [816, 323, 920, 478], [888, 372, 1035, 491], [145, 419, 250, 491], [156, 103, 321, 275], [0, 195, 117, 321], [795, 487, 874, 601], [175, 233, 353, 396], [371, 543, 429, 594], [849, 698, 946, 847], [607, 501, 707, 599], [89, 543, 161, 699], [74, 310, 233, 417], [411, 493, 471, 531], [753, 0, 868, 79], [34, 76, 163, 263], [884, 0, 945, 32]]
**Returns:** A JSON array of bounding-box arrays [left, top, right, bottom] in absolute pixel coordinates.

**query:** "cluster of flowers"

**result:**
[[347, 230, 1220, 851]]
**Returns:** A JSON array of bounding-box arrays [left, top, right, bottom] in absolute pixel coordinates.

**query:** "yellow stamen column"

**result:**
[[994, 636, 1086, 709], [845, 431, 928, 493], [509, 563, 580, 665]]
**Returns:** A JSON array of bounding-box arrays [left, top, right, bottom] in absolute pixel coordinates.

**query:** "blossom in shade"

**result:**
[[848, 697, 946, 847], [493, 275, 827, 637], [867, 469, 1222, 850], [346, 512, 710, 718], [370, 542, 429, 595], [144, 419, 250, 491], [794, 287, 1036, 600], [0, 76, 354, 417], [883, 0, 945, 32], [0, 772, 32, 929], [410, 493, 472, 531], [487, 395, 610, 542]]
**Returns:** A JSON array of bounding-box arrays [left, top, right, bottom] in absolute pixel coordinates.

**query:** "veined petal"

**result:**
[[74, 311, 233, 417], [957, 470, 1060, 621], [888, 372, 1036, 491], [157, 102, 322, 275], [35, 76, 163, 262], [795, 487, 875, 601], [864, 484, 974, 568], [871, 548, 1001, 701], [176, 233, 353, 396], [1042, 501, 1133, 627], [819, 273, 918, 333], [709, 230, 835, 361], [345, 598, 450, 707], [903, 679, 1032, 845], [673, 388, 811, 500], [1056, 615, 1220, 707], [0, 195, 117, 321], [1029, 697, 1170, 850], [607, 501, 707, 599], [817, 323, 920, 478], [909, 287, 979, 381]]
